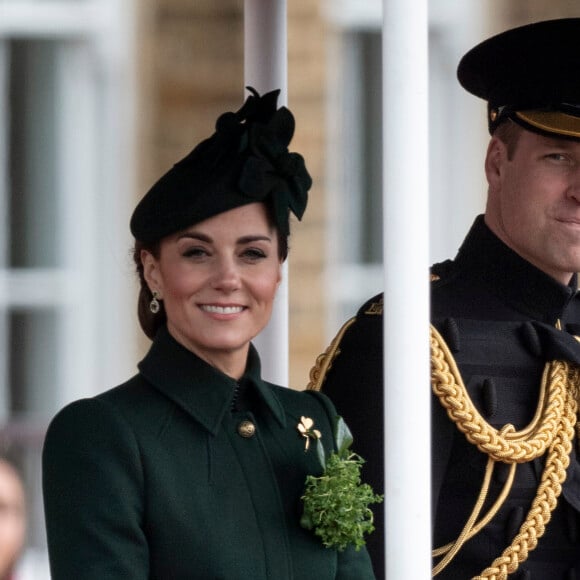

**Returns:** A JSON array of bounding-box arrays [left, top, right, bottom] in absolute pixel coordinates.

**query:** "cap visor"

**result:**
[[516, 110, 580, 139]]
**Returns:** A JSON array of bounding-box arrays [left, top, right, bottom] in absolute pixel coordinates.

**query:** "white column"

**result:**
[[382, 0, 431, 577], [244, 0, 289, 386]]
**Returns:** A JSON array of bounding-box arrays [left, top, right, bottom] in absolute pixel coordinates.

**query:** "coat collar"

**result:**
[[455, 215, 578, 323], [137, 326, 287, 435]]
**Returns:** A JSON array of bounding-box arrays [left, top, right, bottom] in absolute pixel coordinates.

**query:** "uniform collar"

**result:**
[[137, 326, 287, 434], [455, 215, 578, 323]]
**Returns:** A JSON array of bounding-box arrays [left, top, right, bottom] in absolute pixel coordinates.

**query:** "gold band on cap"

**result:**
[[515, 110, 580, 139]]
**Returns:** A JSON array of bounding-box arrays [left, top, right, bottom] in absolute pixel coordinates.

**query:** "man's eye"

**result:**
[[546, 153, 569, 162]]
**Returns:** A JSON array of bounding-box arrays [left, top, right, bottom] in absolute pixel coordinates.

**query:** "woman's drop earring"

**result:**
[[150, 291, 160, 314]]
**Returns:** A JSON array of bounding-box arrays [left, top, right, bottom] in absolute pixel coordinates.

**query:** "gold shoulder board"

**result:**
[[306, 316, 356, 392]]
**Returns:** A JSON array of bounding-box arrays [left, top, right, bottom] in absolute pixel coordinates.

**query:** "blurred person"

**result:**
[[42, 88, 376, 579], [0, 458, 26, 580], [309, 18, 580, 579]]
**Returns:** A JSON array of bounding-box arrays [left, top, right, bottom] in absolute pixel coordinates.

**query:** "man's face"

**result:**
[[484, 128, 580, 284]]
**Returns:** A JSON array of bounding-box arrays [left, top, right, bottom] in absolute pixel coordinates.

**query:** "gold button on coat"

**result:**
[[237, 420, 256, 438]]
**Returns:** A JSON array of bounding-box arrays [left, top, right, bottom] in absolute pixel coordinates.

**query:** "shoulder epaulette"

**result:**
[[430, 259, 458, 286], [306, 316, 356, 391], [359, 293, 383, 317]]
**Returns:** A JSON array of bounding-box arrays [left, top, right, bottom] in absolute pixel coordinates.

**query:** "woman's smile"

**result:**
[[199, 304, 246, 315]]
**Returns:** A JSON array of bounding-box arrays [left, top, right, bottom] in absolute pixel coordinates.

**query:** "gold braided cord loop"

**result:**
[[431, 325, 564, 463], [432, 456, 500, 576], [432, 452, 517, 568], [473, 399, 576, 580], [572, 365, 580, 441], [430, 324, 580, 580]]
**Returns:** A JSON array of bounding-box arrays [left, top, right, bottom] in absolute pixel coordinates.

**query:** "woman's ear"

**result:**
[[141, 249, 162, 297]]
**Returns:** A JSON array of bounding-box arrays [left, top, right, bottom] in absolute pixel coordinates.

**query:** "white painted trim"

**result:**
[[244, 0, 289, 386], [382, 0, 431, 575], [0, 2, 105, 37], [322, 0, 381, 30]]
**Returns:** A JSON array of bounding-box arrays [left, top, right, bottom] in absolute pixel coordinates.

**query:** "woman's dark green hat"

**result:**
[[457, 18, 580, 139], [130, 87, 312, 243]]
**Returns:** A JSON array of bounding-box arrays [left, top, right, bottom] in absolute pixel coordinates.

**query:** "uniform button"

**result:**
[[519, 322, 542, 357], [442, 317, 460, 352], [482, 378, 497, 418], [237, 420, 256, 438]]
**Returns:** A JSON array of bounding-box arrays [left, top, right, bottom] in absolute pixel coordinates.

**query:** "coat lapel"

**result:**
[[138, 326, 286, 434]]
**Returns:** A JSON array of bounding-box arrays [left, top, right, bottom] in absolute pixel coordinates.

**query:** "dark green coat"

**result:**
[[42, 327, 375, 579]]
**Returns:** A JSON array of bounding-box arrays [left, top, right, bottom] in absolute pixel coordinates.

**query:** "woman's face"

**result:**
[[142, 202, 282, 377]]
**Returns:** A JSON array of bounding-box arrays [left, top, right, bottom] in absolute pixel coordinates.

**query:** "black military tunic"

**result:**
[[318, 215, 580, 579]]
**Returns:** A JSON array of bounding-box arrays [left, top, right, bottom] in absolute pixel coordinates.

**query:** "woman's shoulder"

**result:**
[[268, 381, 335, 406], [267, 383, 339, 429], [42, 395, 140, 471], [44, 373, 168, 446]]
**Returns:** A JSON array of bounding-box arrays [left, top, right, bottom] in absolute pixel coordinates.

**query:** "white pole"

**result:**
[[244, 0, 288, 386], [382, 0, 431, 577]]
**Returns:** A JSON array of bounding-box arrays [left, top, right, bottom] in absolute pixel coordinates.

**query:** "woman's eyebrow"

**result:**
[[237, 235, 272, 244], [176, 233, 272, 244], [177, 232, 212, 243]]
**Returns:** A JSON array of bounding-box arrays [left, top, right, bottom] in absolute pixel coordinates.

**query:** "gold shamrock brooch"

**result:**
[[297, 416, 322, 451]]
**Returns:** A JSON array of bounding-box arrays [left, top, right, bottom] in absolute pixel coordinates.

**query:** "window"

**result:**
[[323, 0, 488, 336], [0, 2, 136, 574], [324, 16, 384, 333]]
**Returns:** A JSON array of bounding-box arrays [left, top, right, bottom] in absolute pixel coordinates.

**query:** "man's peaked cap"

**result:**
[[458, 18, 580, 138]]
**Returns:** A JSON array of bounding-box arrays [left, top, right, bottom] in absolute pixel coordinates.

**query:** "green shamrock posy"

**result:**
[[300, 416, 384, 552]]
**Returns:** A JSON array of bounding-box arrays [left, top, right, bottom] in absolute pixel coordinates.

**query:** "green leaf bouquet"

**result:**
[[300, 416, 383, 551]]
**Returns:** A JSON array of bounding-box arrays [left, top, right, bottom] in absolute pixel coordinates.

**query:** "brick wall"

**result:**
[[490, 0, 580, 30]]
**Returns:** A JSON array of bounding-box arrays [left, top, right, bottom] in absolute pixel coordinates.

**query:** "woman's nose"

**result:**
[[211, 258, 240, 291]]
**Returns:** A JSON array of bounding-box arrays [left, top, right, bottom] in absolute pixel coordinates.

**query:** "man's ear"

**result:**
[[484, 136, 507, 189], [141, 249, 162, 297]]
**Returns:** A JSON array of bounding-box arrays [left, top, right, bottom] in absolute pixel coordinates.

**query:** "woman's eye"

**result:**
[[182, 247, 209, 258], [242, 248, 267, 260]]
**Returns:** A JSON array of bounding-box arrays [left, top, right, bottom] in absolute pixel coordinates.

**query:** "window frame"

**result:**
[[0, 0, 137, 560]]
